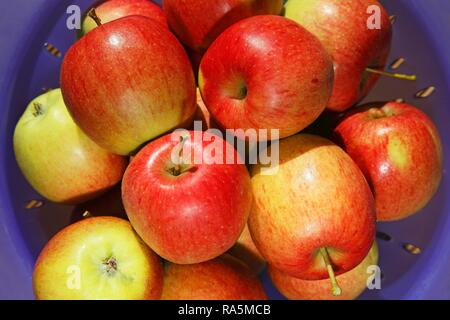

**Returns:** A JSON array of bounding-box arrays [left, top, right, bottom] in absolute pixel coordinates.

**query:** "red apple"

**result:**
[[269, 242, 379, 300], [199, 15, 334, 141], [228, 224, 266, 275], [80, 0, 168, 36], [122, 130, 253, 264], [161, 254, 267, 300], [61, 16, 196, 156], [249, 134, 376, 280], [163, 0, 283, 51], [334, 101, 443, 221], [285, 0, 392, 112]]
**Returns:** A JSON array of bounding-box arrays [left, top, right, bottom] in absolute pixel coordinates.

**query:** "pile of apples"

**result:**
[[13, 0, 443, 300]]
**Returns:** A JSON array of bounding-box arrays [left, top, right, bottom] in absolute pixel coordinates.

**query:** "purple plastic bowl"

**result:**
[[0, 0, 449, 300]]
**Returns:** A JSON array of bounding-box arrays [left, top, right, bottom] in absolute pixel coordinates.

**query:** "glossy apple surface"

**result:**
[[269, 242, 379, 300], [161, 254, 267, 300], [249, 134, 376, 280], [334, 101, 443, 221], [13, 89, 127, 204], [61, 16, 196, 155], [33, 217, 163, 300], [122, 130, 252, 264], [199, 15, 334, 141], [163, 0, 283, 51], [285, 0, 392, 111], [80, 0, 167, 36]]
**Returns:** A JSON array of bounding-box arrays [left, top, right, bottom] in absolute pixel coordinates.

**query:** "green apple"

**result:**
[[13, 89, 127, 204], [33, 216, 163, 300]]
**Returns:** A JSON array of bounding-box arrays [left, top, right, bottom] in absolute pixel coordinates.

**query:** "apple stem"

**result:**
[[366, 67, 416, 81], [319, 248, 342, 297], [87, 8, 102, 27], [32, 102, 44, 117], [82, 211, 92, 219], [172, 135, 190, 176]]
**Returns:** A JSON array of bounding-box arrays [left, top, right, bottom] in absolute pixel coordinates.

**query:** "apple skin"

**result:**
[[333, 102, 443, 221], [249, 134, 376, 280], [13, 89, 127, 204], [80, 0, 168, 37], [199, 15, 334, 141], [122, 130, 253, 264], [269, 242, 379, 300], [284, 0, 392, 112], [33, 217, 163, 300], [228, 224, 266, 275], [163, 0, 283, 52], [161, 254, 267, 300], [61, 16, 196, 156]]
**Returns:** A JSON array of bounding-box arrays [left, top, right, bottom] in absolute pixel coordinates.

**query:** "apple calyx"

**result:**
[[32, 102, 44, 117], [319, 247, 342, 297], [87, 8, 102, 27], [365, 67, 416, 81], [102, 257, 118, 275], [235, 84, 248, 100]]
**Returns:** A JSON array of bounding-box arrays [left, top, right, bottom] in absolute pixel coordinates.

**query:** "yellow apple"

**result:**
[[33, 217, 163, 300], [13, 89, 127, 204]]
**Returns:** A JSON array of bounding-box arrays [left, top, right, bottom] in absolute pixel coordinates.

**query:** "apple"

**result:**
[[71, 185, 127, 223], [13, 89, 127, 204], [333, 101, 443, 221], [163, 0, 283, 52], [228, 224, 266, 275], [33, 216, 163, 300], [161, 254, 267, 300], [190, 88, 219, 131], [61, 16, 196, 156], [249, 134, 376, 280], [269, 242, 379, 300], [284, 0, 392, 112], [199, 15, 334, 141], [122, 130, 252, 264], [80, 0, 168, 37]]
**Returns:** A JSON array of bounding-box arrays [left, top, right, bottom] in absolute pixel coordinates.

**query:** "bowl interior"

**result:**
[[1, 0, 449, 299]]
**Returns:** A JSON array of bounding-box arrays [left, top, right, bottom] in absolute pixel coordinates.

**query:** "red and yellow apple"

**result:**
[[33, 217, 163, 300], [249, 134, 376, 280], [163, 0, 283, 52], [284, 0, 392, 112], [80, 0, 167, 36], [162, 254, 267, 300], [122, 130, 252, 264], [269, 242, 379, 300], [13, 89, 127, 204], [199, 15, 334, 141], [61, 16, 196, 155], [334, 101, 443, 221]]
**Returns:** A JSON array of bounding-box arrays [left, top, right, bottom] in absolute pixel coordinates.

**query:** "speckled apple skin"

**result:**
[[334, 102, 443, 221], [163, 0, 283, 51], [269, 242, 379, 300], [285, 0, 392, 112], [61, 16, 196, 155], [33, 217, 163, 300], [81, 0, 168, 36], [249, 134, 376, 280], [122, 131, 253, 264], [162, 254, 267, 300], [199, 15, 334, 141]]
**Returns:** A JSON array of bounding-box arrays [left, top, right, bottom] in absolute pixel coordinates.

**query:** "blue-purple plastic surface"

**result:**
[[0, 0, 449, 300]]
